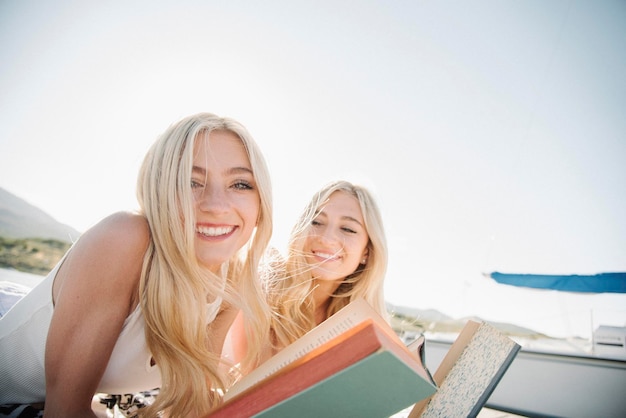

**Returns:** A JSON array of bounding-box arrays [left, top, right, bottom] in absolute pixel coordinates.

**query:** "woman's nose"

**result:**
[[196, 185, 229, 213], [317, 225, 338, 244]]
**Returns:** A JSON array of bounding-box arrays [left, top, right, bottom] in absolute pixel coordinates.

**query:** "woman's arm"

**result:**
[[43, 212, 149, 417]]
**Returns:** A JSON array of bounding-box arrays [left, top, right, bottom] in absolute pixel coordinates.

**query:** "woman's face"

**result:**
[[304, 190, 369, 282], [191, 129, 260, 272]]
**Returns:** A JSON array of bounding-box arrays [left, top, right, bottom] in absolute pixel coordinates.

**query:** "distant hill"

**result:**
[[387, 302, 453, 323], [0, 187, 81, 242], [387, 301, 547, 339]]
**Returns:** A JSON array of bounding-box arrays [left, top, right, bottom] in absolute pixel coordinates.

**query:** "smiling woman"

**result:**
[[305, 190, 371, 289], [225, 180, 389, 371], [267, 180, 388, 347], [0, 113, 273, 418], [189, 129, 261, 271]]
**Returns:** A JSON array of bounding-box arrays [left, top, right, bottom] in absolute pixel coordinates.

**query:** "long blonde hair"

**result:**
[[136, 113, 272, 417], [266, 180, 387, 350]]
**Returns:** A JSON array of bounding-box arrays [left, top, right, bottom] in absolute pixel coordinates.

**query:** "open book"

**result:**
[[206, 299, 437, 418], [406, 320, 521, 418]]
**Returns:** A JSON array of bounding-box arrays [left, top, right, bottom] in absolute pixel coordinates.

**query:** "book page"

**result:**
[[225, 298, 388, 400]]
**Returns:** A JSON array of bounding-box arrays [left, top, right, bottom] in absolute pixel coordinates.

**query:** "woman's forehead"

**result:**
[[193, 130, 251, 169], [318, 191, 363, 222]]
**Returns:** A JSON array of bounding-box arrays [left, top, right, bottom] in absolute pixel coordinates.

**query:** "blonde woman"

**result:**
[[0, 113, 272, 417], [228, 180, 388, 368]]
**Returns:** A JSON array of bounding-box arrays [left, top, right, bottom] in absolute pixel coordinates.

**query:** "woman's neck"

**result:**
[[312, 279, 341, 325], [314, 302, 328, 325]]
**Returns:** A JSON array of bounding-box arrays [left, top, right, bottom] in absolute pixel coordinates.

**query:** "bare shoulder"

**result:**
[[79, 211, 150, 270], [77, 212, 149, 257], [54, 212, 151, 309], [88, 211, 150, 245]]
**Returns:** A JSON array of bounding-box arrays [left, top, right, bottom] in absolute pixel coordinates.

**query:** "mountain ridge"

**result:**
[[0, 187, 81, 242]]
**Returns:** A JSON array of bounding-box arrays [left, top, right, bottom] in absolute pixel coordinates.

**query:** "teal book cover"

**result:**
[[254, 350, 437, 418]]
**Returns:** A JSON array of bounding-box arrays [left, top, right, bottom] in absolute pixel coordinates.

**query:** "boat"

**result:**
[[424, 338, 626, 418]]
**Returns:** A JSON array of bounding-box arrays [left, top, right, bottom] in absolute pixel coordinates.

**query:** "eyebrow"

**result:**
[[342, 216, 364, 227], [192, 166, 254, 176], [316, 211, 364, 227]]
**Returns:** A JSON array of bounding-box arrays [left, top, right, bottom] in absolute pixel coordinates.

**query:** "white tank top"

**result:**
[[0, 255, 222, 404]]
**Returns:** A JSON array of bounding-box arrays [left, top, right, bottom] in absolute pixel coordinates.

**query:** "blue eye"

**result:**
[[191, 179, 203, 189]]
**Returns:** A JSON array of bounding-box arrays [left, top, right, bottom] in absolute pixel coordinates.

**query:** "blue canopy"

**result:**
[[487, 272, 626, 294]]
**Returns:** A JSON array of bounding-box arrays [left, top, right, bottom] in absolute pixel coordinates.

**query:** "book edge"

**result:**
[[224, 298, 381, 400], [467, 341, 521, 417]]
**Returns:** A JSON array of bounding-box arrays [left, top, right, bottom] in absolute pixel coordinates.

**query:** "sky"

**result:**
[[1, 0, 625, 340]]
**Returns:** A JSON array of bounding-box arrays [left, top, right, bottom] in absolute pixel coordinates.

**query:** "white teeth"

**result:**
[[315, 252, 339, 261], [196, 226, 234, 237]]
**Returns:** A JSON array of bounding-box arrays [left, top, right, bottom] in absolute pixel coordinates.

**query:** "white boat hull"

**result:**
[[425, 340, 626, 418]]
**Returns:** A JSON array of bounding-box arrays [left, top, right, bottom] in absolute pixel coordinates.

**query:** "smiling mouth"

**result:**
[[313, 251, 340, 261], [196, 225, 235, 237]]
